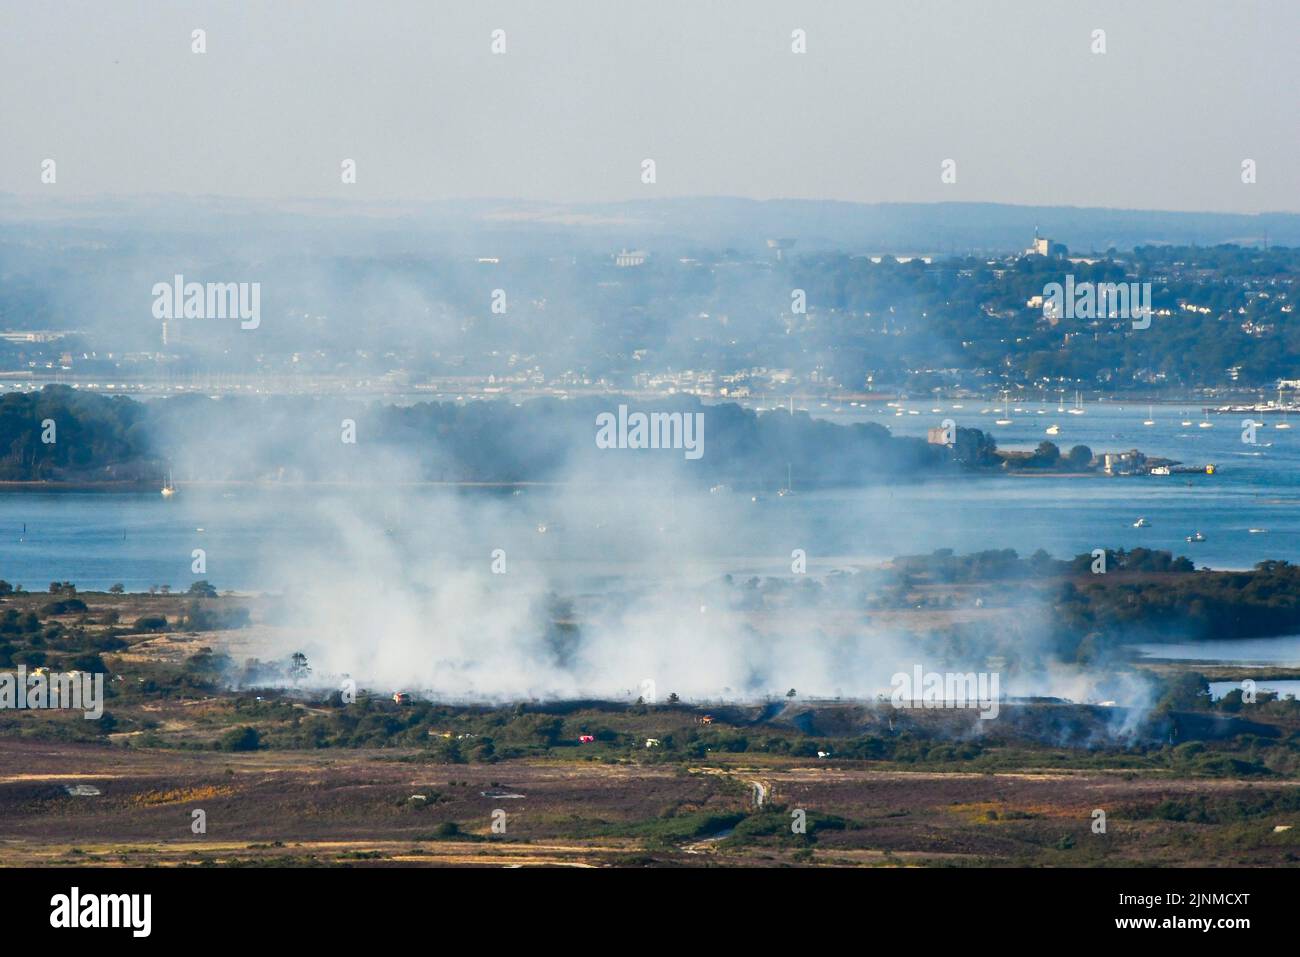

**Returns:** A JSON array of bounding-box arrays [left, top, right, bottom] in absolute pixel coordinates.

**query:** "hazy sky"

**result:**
[[1, 0, 1295, 212]]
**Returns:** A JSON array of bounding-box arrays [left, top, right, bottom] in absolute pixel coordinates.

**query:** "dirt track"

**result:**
[[3, 740, 1298, 867]]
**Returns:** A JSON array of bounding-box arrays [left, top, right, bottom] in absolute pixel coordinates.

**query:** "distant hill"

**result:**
[[575, 198, 1300, 256], [3, 194, 1298, 256]]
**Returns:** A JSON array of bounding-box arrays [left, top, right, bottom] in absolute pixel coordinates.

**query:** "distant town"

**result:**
[[1, 235, 1296, 405]]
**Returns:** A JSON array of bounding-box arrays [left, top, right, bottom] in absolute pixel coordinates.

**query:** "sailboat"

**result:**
[[1056, 393, 1065, 413], [1198, 408, 1213, 428], [1143, 404, 1155, 426], [994, 392, 1012, 426], [1276, 391, 1291, 430], [160, 470, 176, 497], [1067, 390, 1085, 415], [777, 462, 795, 497]]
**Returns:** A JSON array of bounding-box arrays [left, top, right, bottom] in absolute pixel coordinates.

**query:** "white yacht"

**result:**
[[1275, 389, 1291, 429], [994, 392, 1012, 426]]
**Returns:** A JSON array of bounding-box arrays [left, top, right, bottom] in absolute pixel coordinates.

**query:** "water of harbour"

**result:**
[[0, 400, 1295, 594]]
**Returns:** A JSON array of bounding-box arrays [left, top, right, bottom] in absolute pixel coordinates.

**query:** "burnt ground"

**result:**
[[4, 587, 1300, 867], [2, 738, 1298, 867]]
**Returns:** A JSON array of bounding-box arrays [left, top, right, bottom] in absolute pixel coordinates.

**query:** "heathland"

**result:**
[[3, 552, 1299, 867]]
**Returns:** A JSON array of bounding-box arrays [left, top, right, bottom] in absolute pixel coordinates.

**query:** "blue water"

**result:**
[[0, 400, 1295, 592], [1210, 680, 1300, 701], [1133, 636, 1300, 666], [796, 397, 1299, 567]]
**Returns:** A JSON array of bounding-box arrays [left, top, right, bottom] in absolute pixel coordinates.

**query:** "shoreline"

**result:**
[[0, 479, 570, 492], [0, 468, 1169, 492]]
